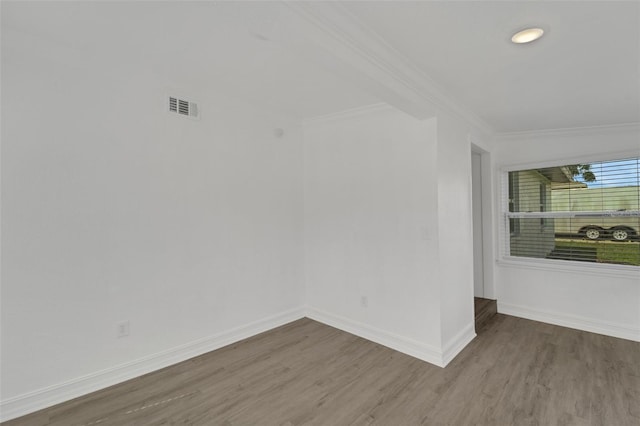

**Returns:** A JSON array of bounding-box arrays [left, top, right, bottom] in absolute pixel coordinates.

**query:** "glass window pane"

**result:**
[[506, 158, 640, 266]]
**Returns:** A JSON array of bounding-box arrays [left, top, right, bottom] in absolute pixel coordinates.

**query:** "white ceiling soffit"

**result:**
[[281, 1, 493, 134]]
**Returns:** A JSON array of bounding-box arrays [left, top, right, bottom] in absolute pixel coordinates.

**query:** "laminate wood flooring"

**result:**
[[3, 314, 639, 426], [474, 298, 497, 331]]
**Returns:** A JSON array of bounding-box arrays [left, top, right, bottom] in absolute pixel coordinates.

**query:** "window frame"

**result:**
[[498, 151, 640, 277]]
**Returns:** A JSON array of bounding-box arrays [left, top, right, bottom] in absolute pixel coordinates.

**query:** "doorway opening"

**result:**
[[471, 150, 485, 298], [471, 146, 496, 331]]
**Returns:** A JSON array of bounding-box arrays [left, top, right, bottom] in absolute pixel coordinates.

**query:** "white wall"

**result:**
[[435, 114, 478, 360], [302, 107, 490, 365], [1, 29, 305, 417], [1, 18, 496, 421], [494, 124, 640, 341], [471, 151, 484, 298], [303, 107, 443, 362]]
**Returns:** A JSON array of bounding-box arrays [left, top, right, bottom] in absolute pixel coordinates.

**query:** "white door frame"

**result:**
[[471, 144, 495, 300]]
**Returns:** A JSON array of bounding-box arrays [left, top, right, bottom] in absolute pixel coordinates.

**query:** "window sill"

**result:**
[[497, 257, 640, 279]]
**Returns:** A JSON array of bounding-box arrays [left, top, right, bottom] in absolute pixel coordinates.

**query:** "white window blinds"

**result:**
[[504, 157, 640, 266]]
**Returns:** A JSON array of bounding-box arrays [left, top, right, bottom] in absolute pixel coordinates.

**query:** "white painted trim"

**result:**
[[496, 257, 640, 279], [496, 122, 640, 141], [498, 149, 640, 174], [0, 307, 306, 423], [498, 302, 640, 342], [441, 322, 476, 367], [306, 305, 445, 367], [2, 306, 483, 422], [480, 151, 496, 300]]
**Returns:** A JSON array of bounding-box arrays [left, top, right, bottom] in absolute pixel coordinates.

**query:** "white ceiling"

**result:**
[[3, 1, 639, 133], [1, 2, 380, 120], [343, 1, 640, 132]]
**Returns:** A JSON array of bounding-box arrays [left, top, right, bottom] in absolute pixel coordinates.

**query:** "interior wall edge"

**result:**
[[441, 322, 476, 367], [0, 306, 307, 423]]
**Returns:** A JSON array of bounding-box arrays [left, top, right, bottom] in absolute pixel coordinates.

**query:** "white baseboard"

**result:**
[[306, 306, 446, 367], [498, 302, 640, 342], [0, 307, 306, 423], [2, 306, 483, 422], [441, 322, 476, 367]]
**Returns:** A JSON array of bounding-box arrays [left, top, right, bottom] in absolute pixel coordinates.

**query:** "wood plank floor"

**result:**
[[3, 314, 639, 426], [474, 297, 497, 331]]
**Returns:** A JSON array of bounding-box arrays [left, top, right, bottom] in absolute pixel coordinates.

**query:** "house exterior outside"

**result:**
[[508, 169, 555, 258], [552, 186, 640, 240]]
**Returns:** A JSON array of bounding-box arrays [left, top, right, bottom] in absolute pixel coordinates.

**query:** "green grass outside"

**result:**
[[555, 239, 640, 266]]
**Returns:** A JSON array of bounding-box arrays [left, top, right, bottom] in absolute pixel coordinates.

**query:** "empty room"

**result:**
[[1, 1, 639, 425]]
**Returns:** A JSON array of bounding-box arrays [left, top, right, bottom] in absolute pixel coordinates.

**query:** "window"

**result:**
[[508, 172, 520, 235], [503, 157, 640, 267]]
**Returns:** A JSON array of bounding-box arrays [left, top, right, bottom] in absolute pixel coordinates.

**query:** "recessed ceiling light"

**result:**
[[511, 28, 544, 44]]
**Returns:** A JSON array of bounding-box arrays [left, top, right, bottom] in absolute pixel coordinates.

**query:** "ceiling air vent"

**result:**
[[168, 96, 199, 120]]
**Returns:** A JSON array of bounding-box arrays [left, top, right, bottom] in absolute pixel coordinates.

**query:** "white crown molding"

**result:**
[[495, 122, 640, 141], [283, 1, 494, 136]]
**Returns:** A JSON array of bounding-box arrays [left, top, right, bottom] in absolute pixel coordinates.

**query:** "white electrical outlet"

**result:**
[[117, 321, 130, 338], [361, 296, 368, 308]]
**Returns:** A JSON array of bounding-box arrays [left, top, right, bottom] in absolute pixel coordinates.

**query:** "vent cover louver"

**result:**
[[168, 96, 199, 119]]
